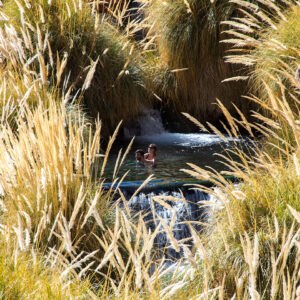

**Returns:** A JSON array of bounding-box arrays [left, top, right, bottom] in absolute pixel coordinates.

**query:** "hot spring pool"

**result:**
[[97, 133, 250, 182]]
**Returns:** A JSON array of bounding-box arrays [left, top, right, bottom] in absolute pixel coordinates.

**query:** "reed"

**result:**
[[170, 1, 300, 296], [0, 0, 299, 298], [0, 0, 163, 294], [176, 69, 300, 299], [0, 93, 169, 293], [0, 236, 93, 298]]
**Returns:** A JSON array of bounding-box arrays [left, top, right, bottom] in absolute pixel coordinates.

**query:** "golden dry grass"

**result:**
[[0, 0, 150, 136], [223, 0, 300, 104], [175, 67, 300, 299], [0, 0, 299, 299]]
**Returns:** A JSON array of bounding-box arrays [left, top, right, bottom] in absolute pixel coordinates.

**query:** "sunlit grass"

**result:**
[[0, 96, 168, 296], [172, 1, 300, 297], [0, 239, 93, 298], [1, 0, 150, 135], [0, 0, 299, 298], [177, 69, 300, 299], [224, 0, 300, 103]]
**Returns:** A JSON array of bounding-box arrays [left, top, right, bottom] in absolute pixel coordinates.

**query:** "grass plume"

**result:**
[[223, 0, 300, 104]]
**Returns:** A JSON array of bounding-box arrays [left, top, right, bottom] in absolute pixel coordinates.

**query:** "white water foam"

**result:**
[[135, 132, 238, 147], [124, 109, 166, 138], [126, 189, 212, 260]]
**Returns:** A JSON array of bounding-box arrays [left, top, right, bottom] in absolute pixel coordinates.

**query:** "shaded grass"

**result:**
[[140, 0, 254, 124]]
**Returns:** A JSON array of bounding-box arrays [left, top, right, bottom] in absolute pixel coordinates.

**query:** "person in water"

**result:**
[[144, 144, 158, 165], [135, 149, 145, 164]]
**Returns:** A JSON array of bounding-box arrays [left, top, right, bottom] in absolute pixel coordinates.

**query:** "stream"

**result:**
[[98, 110, 251, 262]]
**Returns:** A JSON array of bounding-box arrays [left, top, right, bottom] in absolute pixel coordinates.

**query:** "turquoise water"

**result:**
[[98, 133, 250, 182]]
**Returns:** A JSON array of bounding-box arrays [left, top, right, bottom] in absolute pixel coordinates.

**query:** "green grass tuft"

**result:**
[[0, 242, 93, 299]]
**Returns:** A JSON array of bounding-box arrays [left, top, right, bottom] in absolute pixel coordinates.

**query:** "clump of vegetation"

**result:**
[[1, 0, 150, 135], [0, 96, 167, 293], [224, 0, 300, 103], [0, 0, 299, 298], [177, 70, 300, 299], [0, 238, 93, 298], [0, 0, 164, 295], [0, 82, 167, 294], [171, 1, 300, 298], [139, 0, 253, 124]]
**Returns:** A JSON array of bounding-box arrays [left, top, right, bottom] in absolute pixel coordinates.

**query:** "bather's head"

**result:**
[[135, 149, 145, 161], [148, 144, 157, 156]]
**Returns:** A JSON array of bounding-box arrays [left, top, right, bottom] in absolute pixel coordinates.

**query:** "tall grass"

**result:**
[[0, 95, 170, 295], [167, 1, 300, 298], [1, 0, 150, 135], [0, 237, 93, 298], [0, 0, 299, 298], [223, 0, 300, 103], [174, 69, 300, 299], [0, 0, 165, 295], [139, 0, 255, 124]]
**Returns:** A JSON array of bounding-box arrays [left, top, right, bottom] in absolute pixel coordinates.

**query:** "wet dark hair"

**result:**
[[135, 149, 145, 156]]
